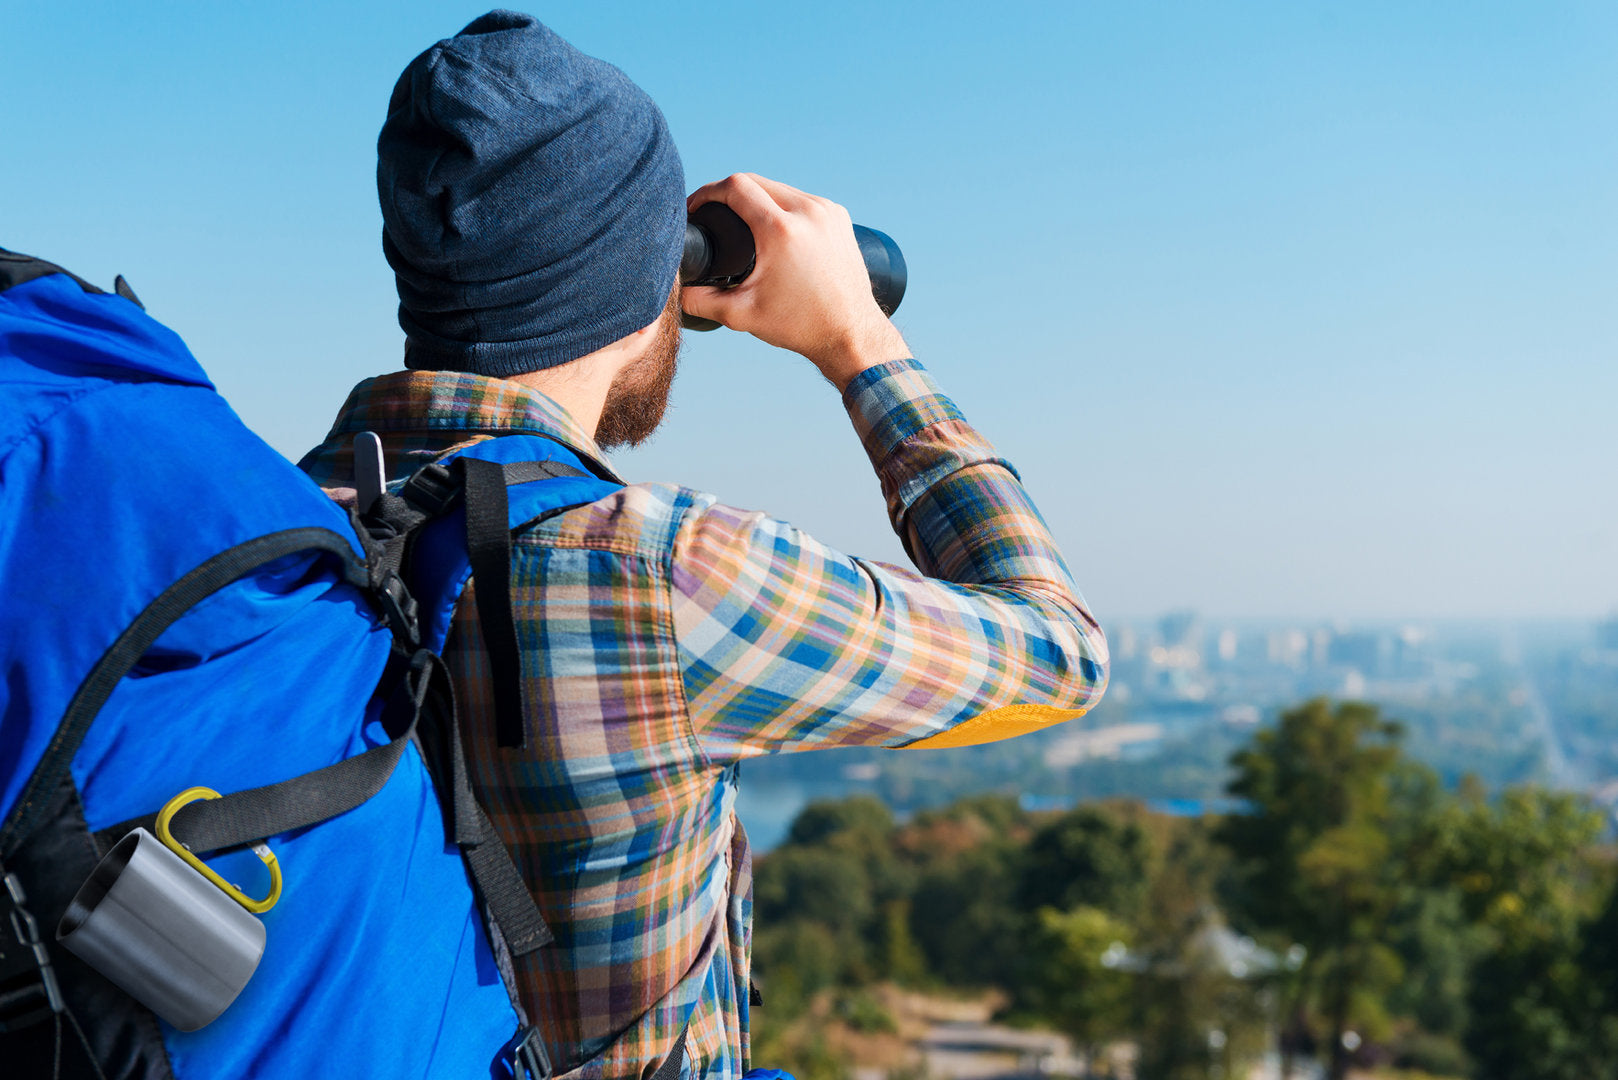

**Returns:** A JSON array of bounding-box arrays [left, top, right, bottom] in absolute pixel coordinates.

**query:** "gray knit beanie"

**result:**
[[378, 11, 685, 374]]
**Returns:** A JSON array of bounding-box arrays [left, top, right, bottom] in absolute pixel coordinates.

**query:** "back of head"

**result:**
[[378, 10, 684, 376]]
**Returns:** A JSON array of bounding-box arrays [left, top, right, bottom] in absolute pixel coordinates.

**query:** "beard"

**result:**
[[594, 289, 682, 451]]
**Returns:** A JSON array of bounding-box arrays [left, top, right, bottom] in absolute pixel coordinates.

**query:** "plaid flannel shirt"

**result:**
[[298, 358, 1107, 1080]]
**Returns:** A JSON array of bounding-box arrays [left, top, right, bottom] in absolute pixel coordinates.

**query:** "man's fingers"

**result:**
[[679, 172, 874, 367], [738, 173, 819, 213], [686, 173, 830, 235], [685, 173, 787, 232], [680, 283, 747, 327]]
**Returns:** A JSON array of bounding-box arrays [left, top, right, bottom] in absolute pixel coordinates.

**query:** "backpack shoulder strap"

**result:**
[[388, 435, 622, 750]]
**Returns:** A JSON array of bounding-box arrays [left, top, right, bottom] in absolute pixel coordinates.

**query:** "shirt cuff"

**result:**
[[842, 358, 968, 467]]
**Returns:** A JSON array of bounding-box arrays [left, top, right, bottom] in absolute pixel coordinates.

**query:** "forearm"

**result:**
[[845, 359, 1087, 600], [674, 358, 1106, 760]]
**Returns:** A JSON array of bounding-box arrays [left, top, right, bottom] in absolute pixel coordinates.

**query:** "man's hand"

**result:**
[[683, 173, 909, 392]]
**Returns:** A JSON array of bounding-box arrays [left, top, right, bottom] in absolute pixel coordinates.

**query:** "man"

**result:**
[[300, 12, 1108, 1080]]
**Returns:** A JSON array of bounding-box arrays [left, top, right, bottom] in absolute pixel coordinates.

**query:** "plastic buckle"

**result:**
[[399, 463, 461, 517], [377, 571, 421, 646], [505, 1025, 553, 1080], [0, 869, 65, 1032]]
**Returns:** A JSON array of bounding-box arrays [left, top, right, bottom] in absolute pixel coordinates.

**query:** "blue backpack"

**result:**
[[0, 251, 636, 1079]]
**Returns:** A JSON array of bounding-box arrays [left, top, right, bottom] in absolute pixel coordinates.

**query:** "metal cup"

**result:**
[[57, 828, 265, 1031]]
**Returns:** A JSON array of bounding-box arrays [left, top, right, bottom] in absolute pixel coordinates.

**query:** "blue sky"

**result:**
[[5, 3, 1614, 619]]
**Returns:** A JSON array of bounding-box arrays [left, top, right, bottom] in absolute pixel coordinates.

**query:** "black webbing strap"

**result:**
[[463, 810, 552, 954], [86, 647, 552, 956], [89, 648, 435, 857], [0, 248, 104, 297], [0, 529, 368, 858], [507, 1018, 686, 1080], [648, 1020, 692, 1080], [414, 648, 552, 954], [396, 462, 460, 518], [460, 457, 590, 751], [500, 460, 589, 486], [461, 458, 526, 749]]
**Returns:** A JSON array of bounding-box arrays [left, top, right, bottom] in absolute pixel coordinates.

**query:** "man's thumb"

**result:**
[[680, 284, 740, 328]]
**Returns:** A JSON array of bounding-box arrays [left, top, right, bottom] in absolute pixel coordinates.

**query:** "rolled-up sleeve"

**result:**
[[670, 358, 1107, 762]]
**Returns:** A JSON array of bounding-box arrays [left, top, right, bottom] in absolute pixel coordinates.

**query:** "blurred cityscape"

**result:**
[[737, 612, 1618, 849], [742, 612, 1618, 1079]]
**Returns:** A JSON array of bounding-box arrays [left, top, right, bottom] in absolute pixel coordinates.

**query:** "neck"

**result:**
[[505, 350, 623, 441]]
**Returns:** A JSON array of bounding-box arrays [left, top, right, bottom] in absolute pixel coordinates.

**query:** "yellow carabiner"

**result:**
[[155, 787, 283, 914]]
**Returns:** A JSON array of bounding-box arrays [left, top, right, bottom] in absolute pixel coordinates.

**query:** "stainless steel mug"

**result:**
[[57, 828, 265, 1031]]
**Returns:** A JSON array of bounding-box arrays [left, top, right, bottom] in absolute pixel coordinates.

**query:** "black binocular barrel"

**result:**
[[680, 202, 907, 332]]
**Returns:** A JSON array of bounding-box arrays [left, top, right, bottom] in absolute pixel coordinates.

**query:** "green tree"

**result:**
[[1022, 905, 1134, 1073], [1433, 786, 1615, 1079], [903, 797, 1028, 988], [785, 796, 897, 849], [1132, 828, 1266, 1080], [756, 796, 914, 987], [878, 898, 927, 985], [1018, 805, 1151, 919], [752, 920, 845, 1014], [1380, 886, 1481, 1074], [1217, 699, 1407, 1080], [754, 844, 875, 948], [909, 837, 1024, 987], [1377, 765, 1481, 1072]]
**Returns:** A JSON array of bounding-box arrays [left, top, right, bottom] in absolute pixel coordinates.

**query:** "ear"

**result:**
[[627, 312, 662, 344], [613, 308, 665, 368]]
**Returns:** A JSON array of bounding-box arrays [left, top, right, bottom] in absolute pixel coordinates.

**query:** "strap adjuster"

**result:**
[[376, 571, 421, 646], [505, 1025, 553, 1080], [399, 463, 461, 517], [0, 869, 65, 1033]]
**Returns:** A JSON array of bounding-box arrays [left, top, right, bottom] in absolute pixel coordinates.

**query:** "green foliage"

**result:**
[[756, 844, 875, 942], [832, 989, 897, 1034], [1219, 699, 1404, 938], [1130, 827, 1267, 1080], [753, 920, 844, 1013], [902, 798, 1027, 988], [749, 1015, 850, 1080], [1463, 936, 1608, 1080], [1388, 1029, 1472, 1078], [908, 837, 1022, 987], [1429, 784, 1604, 935], [1382, 887, 1483, 1045], [1218, 699, 1412, 1079], [1432, 785, 1618, 1080], [755, 794, 914, 988], [878, 899, 927, 985], [786, 796, 896, 848], [1020, 905, 1133, 1054], [748, 698, 1618, 1080], [1018, 806, 1151, 917]]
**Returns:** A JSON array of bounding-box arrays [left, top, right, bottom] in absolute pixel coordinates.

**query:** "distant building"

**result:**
[[1159, 610, 1202, 650], [1311, 628, 1333, 667], [1328, 632, 1389, 676], [1267, 629, 1309, 668], [1221, 704, 1261, 727]]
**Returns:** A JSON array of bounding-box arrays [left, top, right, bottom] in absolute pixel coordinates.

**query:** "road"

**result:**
[[1500, 627, 1590, 791]]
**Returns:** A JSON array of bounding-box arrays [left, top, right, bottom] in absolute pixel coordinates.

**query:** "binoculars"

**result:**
[[680, 202, 907, 331]]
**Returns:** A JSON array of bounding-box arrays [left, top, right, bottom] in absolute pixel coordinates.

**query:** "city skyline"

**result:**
[[4, 2, 1614, 620]]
